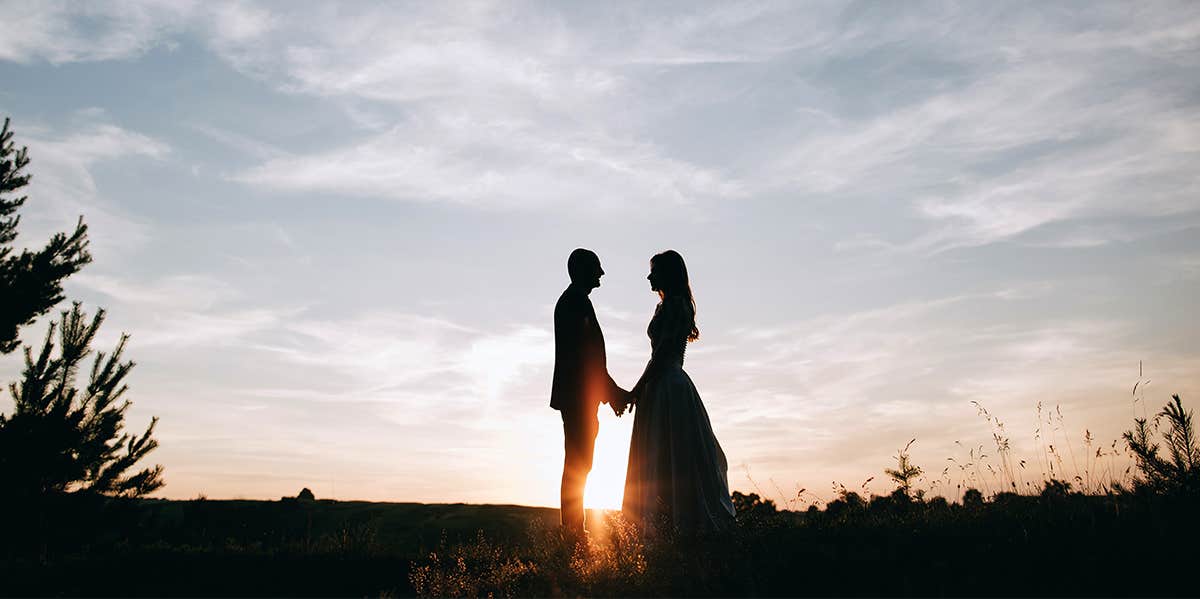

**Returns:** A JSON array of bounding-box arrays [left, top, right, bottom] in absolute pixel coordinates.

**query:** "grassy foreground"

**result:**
[[2, 496, 555, 597], [2, 486, 1196, 597]]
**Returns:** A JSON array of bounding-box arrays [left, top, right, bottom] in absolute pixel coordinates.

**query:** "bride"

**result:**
[[622, 250, 736, 532]]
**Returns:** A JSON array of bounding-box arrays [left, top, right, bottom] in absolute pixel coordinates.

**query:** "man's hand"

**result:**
[[610, 388, 631, 417], [610, 398, 626, 417], [611, 392, 627, 417]]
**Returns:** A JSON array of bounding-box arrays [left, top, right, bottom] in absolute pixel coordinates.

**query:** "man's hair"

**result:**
[[567, 248, 599, 282]]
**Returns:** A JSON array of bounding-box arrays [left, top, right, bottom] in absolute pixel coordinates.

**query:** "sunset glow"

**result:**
[[0, 2, 1197, 509]]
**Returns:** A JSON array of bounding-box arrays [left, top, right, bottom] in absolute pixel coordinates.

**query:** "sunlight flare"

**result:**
[[584, 414, 633, 510]]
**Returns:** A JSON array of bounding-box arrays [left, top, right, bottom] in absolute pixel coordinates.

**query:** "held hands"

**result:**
[[610, 388, 636, 417]]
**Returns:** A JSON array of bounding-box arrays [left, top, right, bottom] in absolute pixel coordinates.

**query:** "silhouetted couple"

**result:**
[[550, 248, 736, 538]]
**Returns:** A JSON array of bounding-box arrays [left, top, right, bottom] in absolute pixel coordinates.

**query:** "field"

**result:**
[[4, 395, 1197, 597], [2, 485, 1196, 597], [3, 497, 554, 597]]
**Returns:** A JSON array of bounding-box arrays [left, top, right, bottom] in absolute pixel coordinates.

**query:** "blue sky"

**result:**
[[1, 1, 1198, 507]]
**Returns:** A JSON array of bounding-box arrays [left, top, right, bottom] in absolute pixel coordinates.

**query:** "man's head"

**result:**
[[567, 248, 604, 290]]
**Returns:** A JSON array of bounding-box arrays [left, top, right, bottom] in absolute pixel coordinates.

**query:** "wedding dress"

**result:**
[[621, 296, 736, 532]]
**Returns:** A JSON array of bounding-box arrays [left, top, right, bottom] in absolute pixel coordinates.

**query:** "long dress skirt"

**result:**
[[621, 364, 736, 532]]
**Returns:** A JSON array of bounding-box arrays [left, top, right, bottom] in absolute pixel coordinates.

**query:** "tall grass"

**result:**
[[408, 513, 658, 597], [405, 393, 1199, 597]]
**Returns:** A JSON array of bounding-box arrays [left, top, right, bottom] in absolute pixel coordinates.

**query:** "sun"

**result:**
[[583, 415, 633, 510]]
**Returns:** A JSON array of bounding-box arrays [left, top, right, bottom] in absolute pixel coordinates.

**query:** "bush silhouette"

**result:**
[[730, 491, 776, 521], [962, 487, 983, 508]]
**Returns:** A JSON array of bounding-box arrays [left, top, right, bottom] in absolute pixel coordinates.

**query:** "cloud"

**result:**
[[73, 273, 240, 311], [3, 1, 1198, 504], [234, 115, 745, 210], [196, 3, 759, 210], [131, 308, 290, 348], [247, 311, 554, 419], [189, 123, 288, 161], [681, 285, 1192, 498], [14, 2, 1194, 234], [203, 3, 770, 103], [225, 2, 1195, 233], [756, 5, 1200, 251], [68, 271, 295, 349], [909, 100, 1200, 252], [0, 0, 193, 64], [11, 114, 170, 258]]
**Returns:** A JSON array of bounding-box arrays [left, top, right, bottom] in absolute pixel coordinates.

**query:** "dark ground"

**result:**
[[2, 490, 1196, 597], [2, 496, 556, 597]]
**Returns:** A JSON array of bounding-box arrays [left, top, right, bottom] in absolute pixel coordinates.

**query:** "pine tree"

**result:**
[[1, 116, 92, 354], [0, 303, 163, 498], [885, 438, 923, 497], [1123, 394, 1199, 494]]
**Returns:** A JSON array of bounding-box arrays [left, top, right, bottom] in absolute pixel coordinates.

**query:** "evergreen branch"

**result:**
[[1, 304, 163, 498]]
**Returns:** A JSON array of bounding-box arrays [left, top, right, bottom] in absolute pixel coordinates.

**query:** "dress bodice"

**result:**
[[648, 296, 690, 369]]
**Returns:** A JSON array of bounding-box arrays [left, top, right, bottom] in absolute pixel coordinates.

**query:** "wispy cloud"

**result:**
[[12, 113, 169, 258], [0, 0, 191, 64], [73, 273, 239, 311], [207, 3, 758, 210], [189, 122, 288, 161], [682, 285, 1200, 498], [248, 311, 553, 419], [759, 5, 1200, 251], [69, 271, 295, 349], [235, 117, 745, 210]]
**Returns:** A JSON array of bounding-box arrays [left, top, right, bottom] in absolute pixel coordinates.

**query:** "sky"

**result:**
[[0, 1, 1198, 509]]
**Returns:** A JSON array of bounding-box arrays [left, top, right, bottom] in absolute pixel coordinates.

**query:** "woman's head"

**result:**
[[648, 250, 699, 341]]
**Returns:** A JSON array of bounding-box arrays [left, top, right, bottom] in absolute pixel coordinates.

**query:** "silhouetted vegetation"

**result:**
[[0, 304, 164, 570], [396, 394, 1199, 597], [1122, 393, 1199, 494], [884, 438, 923, 498], [0, 115, 162, 572], [0, 498, 558, 597], [4, 395, 1196, 596], [0, 303, 162, 500], [0, 117, 92, 354]]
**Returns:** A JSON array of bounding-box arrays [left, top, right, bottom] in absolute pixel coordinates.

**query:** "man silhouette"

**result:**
[[551, 248, 629, 537]]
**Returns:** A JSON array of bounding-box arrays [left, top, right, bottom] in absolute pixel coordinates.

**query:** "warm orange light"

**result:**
[[583, 414, 633, 510]]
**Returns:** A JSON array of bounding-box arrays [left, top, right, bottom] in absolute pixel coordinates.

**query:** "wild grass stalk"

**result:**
[[1035, 401, 1050, 483], [1054, 404, 1084, 489]]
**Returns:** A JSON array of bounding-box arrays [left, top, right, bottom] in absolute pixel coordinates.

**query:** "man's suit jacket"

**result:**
[[550, 284, 618, 412]]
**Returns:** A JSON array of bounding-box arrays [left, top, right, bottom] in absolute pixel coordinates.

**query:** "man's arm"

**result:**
[[587, 300, 624, 407], [551, 295, 586, 407]]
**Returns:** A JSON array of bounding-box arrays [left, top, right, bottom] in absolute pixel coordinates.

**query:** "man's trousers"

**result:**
[[560, 405, 599, 535]]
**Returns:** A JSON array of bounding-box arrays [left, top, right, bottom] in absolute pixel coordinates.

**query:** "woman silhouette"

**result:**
[[622, 250, 736, 532]]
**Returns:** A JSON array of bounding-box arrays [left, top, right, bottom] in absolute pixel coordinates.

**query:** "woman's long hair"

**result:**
[[652, 250, 700, 342]]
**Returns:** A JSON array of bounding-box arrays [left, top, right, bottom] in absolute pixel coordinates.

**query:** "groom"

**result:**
[[551, 248, 630, 537]]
